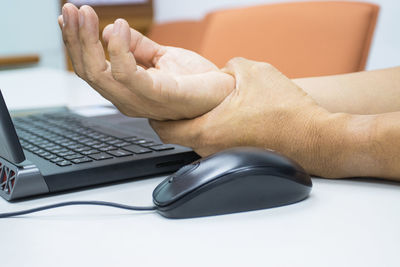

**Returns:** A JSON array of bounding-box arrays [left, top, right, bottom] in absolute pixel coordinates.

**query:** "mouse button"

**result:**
[[153, 172, 206, 207], [168, 162, 200, 183], [153, 162, 230, 207]]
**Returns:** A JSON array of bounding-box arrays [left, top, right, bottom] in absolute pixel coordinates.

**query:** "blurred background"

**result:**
[[0, 0, 399, 76]]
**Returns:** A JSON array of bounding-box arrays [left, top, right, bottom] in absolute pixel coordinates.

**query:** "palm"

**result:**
[[103, 25, 218, 76], [103, 24, 233, 116], [152, 46, 218, 75]]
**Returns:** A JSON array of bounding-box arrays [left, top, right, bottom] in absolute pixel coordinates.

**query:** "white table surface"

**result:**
[[0, 68, 399, 267]]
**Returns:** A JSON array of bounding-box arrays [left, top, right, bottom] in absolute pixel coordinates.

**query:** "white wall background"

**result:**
[[0, 0, 65, 69], [0, 0, 399, 71]]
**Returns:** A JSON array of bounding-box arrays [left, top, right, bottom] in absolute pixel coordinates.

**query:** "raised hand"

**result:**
[[58, 4, 234, 120]]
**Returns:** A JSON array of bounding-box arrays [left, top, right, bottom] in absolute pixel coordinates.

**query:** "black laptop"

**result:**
[[0, 90, 199, 201]]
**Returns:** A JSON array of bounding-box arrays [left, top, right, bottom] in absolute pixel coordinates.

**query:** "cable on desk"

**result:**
[[0, 201, 157, 218]]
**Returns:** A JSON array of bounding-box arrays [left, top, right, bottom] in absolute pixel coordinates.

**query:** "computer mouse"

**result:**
[[152, 147, 312, 219]]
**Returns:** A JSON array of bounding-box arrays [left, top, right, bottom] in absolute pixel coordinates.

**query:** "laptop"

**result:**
[[0, 90, 199, 201]]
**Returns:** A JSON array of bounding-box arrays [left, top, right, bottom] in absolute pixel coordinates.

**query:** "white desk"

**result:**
[[0, 68, 399, 267]]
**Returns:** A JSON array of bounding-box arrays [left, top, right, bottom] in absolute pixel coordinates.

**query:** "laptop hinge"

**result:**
[[0, 157, 49, 201]]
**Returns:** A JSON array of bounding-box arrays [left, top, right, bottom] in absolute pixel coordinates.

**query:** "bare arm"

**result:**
[[150, 59, 400, 181], [293, 67, 400, 114], [313, 111, 400, 180]]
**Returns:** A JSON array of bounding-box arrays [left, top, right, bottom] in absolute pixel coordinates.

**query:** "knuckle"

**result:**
[[84, 70, 99, 84], [62, 35, 69, 45], [111, 69, 129, 82], [108, 42, 121, 56], [61, 32, 71, 45]]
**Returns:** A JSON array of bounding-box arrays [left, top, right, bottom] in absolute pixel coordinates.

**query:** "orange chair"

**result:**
[[199, 1, 379, 77], [147, 20, 204, 53]]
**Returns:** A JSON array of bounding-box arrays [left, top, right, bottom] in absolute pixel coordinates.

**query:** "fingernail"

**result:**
[[113, 19, 122, 34], [78, 10, 84, 27], [62, 7, 68, 27]]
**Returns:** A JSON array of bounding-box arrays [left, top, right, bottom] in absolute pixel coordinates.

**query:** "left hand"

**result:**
[[150, 58, 334, 176], [58, 4, 234, 120]]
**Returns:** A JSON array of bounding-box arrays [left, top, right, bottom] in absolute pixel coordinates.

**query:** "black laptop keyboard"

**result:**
[[13, 113, 174, 167]]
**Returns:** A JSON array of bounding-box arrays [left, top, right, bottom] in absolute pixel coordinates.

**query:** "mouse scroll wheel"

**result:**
[[168, 163, 199, 183]]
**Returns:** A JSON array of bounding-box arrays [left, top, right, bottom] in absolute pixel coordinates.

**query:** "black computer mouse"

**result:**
[[152, 147, 312, 219]]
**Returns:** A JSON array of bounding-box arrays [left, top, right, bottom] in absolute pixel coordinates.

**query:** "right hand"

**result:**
[[150, 58, 335, 177], [59, 4, 234, 120]]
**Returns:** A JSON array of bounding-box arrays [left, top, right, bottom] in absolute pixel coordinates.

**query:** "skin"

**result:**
[[295, 67, 400, 115], [151, 58, 400, 181], [58, 4, 234, 120], [59, 4, 400, 180]]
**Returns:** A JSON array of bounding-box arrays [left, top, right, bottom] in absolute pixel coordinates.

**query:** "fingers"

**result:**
[[61, 4, 133, 104], [76, 5, 132, 102], [108, 19, 137, 80], [61, 3, 85, 75], [103, 23, 165, 68], [77, 5, 108, 81], [107, 19, 154, 98]]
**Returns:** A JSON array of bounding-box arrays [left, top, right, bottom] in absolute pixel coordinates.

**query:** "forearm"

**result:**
[[310, 111, 400, 181], [293, 67, 400, 115]]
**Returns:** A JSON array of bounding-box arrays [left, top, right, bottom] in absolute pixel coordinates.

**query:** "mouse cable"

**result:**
[[0, 201, 157, 218]]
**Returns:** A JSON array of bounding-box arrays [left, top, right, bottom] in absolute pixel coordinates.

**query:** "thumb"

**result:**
[[103, 23, 165, 68]]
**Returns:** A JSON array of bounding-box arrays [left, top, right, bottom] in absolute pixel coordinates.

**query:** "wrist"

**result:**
[[311, 111, 381, 178]]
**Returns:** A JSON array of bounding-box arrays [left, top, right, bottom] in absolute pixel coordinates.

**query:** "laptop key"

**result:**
[[74, 146, 91, 152], [37, 151, 52, 157], [140, 142, 162, 148], [123, 136, 137, 142], [44, 154, 58, 160], [114, 141, 131, 147], [29, 146, 40, 152], [92, 143, 108, 149], [123, 144, 152, 154], [106, 139, 122, 145], [81, 149, 100, 155], [132, 139, 152, 145], [150, 144, 175, 151], [71, 157, 93, 164], [57, 160, 72, 167], [51, 157, 65, 163], [57, 151, 75, 157], [99, 136, 114, 142], [99, 145, 117, 152], [64, 153, 84, 160], [89, 153, 113, 161], [86, 140, 100, 146], [107, 149, 133, 157]]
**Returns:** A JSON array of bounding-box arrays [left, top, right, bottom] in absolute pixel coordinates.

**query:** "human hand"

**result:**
[[150, 58, 335, 176], [58, 4, 234, 120]]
